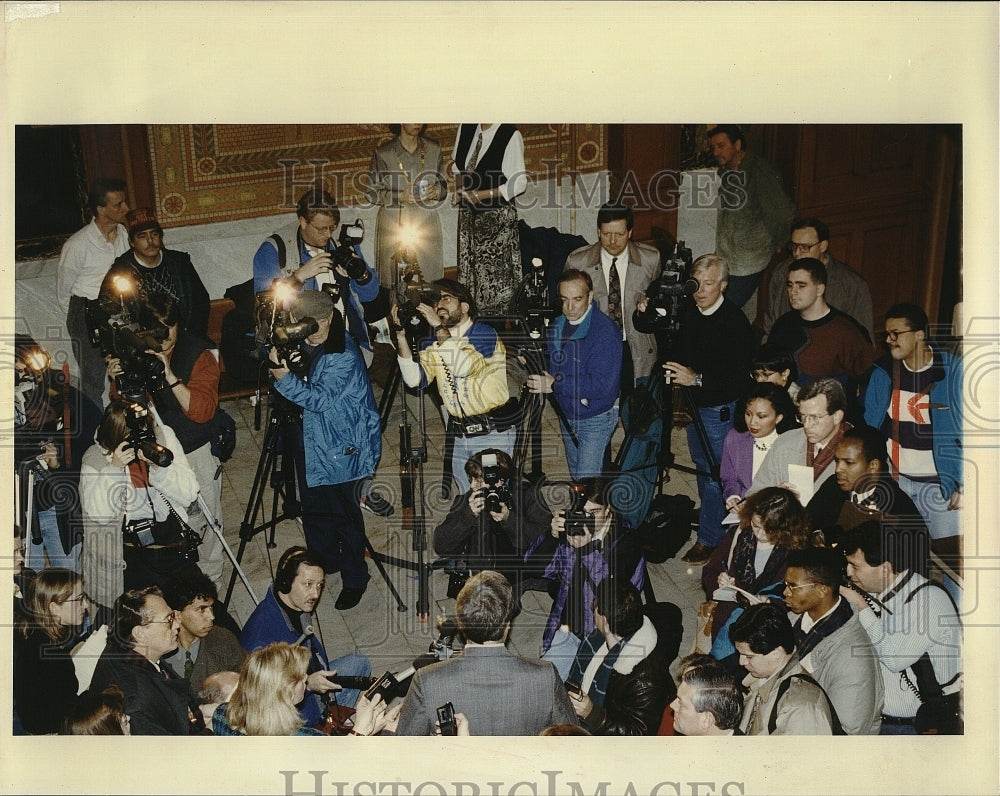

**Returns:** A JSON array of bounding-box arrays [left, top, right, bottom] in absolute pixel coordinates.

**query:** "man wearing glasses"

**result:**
[[862, 303, 963, 574], [90, 585, 196, 735], [564, 202, 661, 396], [759, 217, 874, 343], [253, 187, 381, 366], [751, 377, 851, 498]]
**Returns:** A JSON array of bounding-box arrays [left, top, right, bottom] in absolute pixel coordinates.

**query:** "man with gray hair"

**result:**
[[396, 571, 578, 735], [653, 254, 755, 564], [268, 289, 382, 611], [670, 658, 744, 736]]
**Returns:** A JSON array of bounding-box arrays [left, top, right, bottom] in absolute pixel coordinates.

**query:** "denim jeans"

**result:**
[[540, 626, 583, 681], [26, 506, 81, 573], [325, 651, 371, 709], [688, 401, 736, 547], [562, 405, 619, 481]]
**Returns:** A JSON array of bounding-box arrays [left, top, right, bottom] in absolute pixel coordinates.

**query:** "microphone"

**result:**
[[294, 624, 315, 646]]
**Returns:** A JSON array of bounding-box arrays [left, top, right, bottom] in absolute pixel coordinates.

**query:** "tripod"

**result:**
[[223, 391, 406, 613]]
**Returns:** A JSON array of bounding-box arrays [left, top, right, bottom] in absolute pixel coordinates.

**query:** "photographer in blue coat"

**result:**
[[267, 289, 382, 611]]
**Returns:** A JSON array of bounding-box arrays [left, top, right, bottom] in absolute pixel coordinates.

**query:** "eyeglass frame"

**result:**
[[307, 220, 338, 236], [783, 581, 817, 592], [796, 412, 830, 426], [788, 240, 820, 253], [143, 610, 178, 626], [63, 592, 91, 604], [882, 328, 917, 342]]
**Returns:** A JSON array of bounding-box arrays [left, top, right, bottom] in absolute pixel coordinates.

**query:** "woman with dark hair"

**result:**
[[751, 342, 800, 401], [701, 487, 811, 656], [719, 382, 799, 516], [79, 398, 201, 616], [451, 123, 527, 314], [14, 568, 91, 733], [525, 477, 645, 679], [367, 124, 447, 285], [61, 684, 130, 735]]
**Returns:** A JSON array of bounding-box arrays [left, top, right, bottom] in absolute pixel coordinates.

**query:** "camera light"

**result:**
[[396, 222, 423, 252], [111, 274, 136, 295], [272, 280, 297, 306], [22, 348, 50, 374]]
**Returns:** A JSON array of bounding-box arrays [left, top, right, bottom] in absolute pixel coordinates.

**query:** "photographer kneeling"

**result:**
[[433, 449, 551, 599], [107, 291, 227, 587], [80, 399, 202, 620], [524, 477, 645, 680]]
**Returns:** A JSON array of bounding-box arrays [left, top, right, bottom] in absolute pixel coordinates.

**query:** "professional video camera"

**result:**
[[633, 240, 697, 334], [85, 300, 169, 401], [123, 401, 174, 467], [253, 280, 319, 376], [331, 219, 372, 285], [394, 265, 440, 352], [518, 257, 556, 341], [479, 452, 512, 514], [563, 482, 596, 537]]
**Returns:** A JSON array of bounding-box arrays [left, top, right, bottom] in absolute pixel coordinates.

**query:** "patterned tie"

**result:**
[[467, 130, 484, 171], [607, 257, 623, 330], [184, 650, 194, 679]]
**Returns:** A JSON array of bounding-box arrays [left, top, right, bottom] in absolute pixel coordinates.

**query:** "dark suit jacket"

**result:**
[[565, 240, 661, 381], [168, 625, 246, 697], [395, 644, 577, 736], [89, 646, 191, 735]]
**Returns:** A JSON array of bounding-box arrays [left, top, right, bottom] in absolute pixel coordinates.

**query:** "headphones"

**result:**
[[274, 546, 310, 595]]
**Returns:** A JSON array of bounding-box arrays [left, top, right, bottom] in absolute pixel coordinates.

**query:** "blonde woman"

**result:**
[[213, 642, 392, 736]]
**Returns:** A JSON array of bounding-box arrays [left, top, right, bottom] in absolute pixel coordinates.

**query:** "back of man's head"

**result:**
[[680, 660, 744, 731], [728, 602, 794, 655], [593, 578, 645, 639], [456, 570, 514, 644]]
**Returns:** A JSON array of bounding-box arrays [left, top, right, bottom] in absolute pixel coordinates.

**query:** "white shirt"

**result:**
[[56, 219, 130, 312], [600, 247, 629, 341], [451, 124, 527, 201]]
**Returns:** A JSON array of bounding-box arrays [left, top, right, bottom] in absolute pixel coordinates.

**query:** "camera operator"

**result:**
[[267, 290, 382, 611], [524, 477, 645, 680], [253, 187, 382, 367], [106, 291, 226, 587], [79, 398, 201, 620], [433, 449, 552, 596], [13, 334, 102, 573], [391, 278, 515, 495], [648, 254, 755, 565]]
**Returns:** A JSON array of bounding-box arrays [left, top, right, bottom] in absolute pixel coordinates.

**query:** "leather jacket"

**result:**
[[585, 648, 674, 736]]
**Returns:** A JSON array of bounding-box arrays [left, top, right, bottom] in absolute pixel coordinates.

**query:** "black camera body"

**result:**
[[331, 219, 371, 284], [85, 300, 169, 401], [253, 282, 320, 376], [563, 483, 596, 537], [634, 241, 697, 334], [521, 257, 555, 341], [479, 452, 512, 515], [395, 276, 440, 352], [124, 401, 174, 467]]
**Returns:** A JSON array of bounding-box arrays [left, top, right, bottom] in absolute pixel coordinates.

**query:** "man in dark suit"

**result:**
[[564, 202, 661, 394], [395, 571, 578, 736], [89, 585, 194, 735]]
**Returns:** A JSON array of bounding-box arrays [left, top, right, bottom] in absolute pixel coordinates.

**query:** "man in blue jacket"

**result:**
[[527, 268, 622, 480], [863, 303, 963, 571], [268, 290, 382, 610]]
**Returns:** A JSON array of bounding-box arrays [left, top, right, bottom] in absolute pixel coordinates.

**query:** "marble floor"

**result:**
[[214, 344, 707, 681]]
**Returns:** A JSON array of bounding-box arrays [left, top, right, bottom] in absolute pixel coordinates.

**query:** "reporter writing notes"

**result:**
[[268, 290, 382, 610]]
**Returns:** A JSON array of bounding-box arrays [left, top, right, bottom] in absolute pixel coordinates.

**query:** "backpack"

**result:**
[[636, 493, 696, 563], [768, 672, 846, 735], [219, 278, 260, 384]]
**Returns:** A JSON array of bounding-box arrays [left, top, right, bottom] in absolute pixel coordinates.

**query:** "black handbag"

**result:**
[[904, 653, 963, 735]]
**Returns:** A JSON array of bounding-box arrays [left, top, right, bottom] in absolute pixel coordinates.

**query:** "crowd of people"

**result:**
[[12, 124, 962, 737]]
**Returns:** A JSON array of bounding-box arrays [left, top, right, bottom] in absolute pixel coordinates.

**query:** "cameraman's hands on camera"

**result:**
[[526, 371, 555, 395], [661, 360, 697, 387], [37, 442, 61, 471], [110, 439, 153, 469], [468, 488, 511, 523], [549, 511, 593, 548], [267, 345, 291, 380]]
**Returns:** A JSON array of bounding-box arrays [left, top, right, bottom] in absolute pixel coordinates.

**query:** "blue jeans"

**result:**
[[562, 405, 619, 481], [688, 401, 736, 547], [451, 426, 517, 495], [326, 651, 371, 709], [26, 507, 81, 573]]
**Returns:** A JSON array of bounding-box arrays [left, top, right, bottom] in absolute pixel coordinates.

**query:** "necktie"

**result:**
[[184, 650, 194, 679], [607, 257, 623, 330], [467, 131, 484, 171]]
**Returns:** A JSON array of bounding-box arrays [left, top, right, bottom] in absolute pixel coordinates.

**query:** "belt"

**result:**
[[881, 714, 917, 725]]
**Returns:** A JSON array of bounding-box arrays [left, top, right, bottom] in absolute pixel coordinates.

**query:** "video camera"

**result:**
[[563, 482, 596, 537], [253, 280, 319, 376], [478, 452, 512, 515], [394, 266, 440, 352], [123, 400, 174, 467], [520, 257, 555, 341], [331, 219, 372, 285], [85, 300, 169, 401], [633, 240, 697, 334]]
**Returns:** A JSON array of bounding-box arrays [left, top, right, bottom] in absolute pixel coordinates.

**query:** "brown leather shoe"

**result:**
[[681, 541, 716, 564]]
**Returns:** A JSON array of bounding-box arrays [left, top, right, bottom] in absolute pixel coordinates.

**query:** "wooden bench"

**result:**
[[206, 297, 265, 401]]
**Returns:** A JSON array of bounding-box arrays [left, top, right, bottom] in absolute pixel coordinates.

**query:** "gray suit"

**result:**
[[750, 428, 836, 495], [565, 240, 661, 383], [395, 644, 578, 736]]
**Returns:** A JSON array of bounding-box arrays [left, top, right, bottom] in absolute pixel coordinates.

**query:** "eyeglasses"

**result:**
[[308, 221, 337, 236], [783, 581, 817, 591], [796, 412, 830, 426], [882, 328, 916, 342], [64, 592, 91, 604], [144, 611, 177, 625], [789, 240, 820, 253]]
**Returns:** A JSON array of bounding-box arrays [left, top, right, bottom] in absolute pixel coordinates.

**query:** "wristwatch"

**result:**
[[693, 373, 704, 388]]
